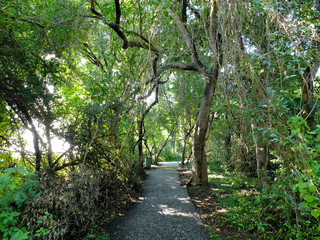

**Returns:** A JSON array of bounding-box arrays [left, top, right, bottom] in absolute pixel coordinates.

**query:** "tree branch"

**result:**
[[115, 0, 121, 25], [209, 0, 218, 48], [0, 10, 45, 28], [82, 43, 106, 72], [52, 160, 79, 172], [182, 0, 187, 22], [125, 30, 161, 55], [88, 0, 161, 55], [157, 62, 197, 76], [167, 8, 206, 75], [52, 146, 75, 167]]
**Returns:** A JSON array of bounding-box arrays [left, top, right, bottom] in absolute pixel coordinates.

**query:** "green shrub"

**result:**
[[213, 117, 320, 239], [0, 166, 38, 240], [160, 148, 181, 162], [21, 166, 141, 239]]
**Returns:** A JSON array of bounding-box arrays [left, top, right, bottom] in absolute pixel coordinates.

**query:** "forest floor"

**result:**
[[178, 165, 254, 240]]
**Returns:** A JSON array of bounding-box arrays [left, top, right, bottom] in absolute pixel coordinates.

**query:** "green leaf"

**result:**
[[302, 201, 309, 209], [304, 195, 314, 203], [311, 209, 320, 218], [298, 181, 307, 190], [309, 185, 317, 193], [310, 201, 318, 208], [11, 229, 29, 240]]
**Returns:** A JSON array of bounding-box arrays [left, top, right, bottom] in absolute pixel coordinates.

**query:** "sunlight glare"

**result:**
[[22, 129, 70, 155]]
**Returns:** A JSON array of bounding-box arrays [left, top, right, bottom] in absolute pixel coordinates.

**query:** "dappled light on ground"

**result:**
[[157, 204, 196, 218], [109, 162, 210, 240]]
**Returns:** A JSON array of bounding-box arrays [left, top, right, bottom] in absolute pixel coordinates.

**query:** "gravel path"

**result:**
[[108, 162, 210, 240]]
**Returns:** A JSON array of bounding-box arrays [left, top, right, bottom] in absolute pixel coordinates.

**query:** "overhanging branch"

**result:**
[[167, 8, 206, 75], [157, 62, 197, 76], [88, 0, 160, 54]]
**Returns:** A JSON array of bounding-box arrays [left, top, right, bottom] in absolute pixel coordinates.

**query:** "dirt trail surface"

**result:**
[[108, 162, 210, 240]]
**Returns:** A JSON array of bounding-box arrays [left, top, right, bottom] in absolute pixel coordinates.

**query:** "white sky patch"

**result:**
[[47, 84, 55, 94], [144, 91, 156, 105], [79, 57, 87, 66], [22, 129, 70, 154], [316, 67, 320, 77], [44, 54, 56, 61], [10, 119, 70, 158]]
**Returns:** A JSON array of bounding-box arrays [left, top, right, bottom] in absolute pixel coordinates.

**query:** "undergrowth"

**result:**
[[209, 173, 320, 239], [0, 165, 141, 240], [0, 166, 38, 240]]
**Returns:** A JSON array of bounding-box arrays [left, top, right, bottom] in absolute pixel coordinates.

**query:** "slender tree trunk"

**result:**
[[181, 135, 188, 165], [224, 115, 233, 170], [301, 66, 315, 129], [18, 129, 26, 166], [301, 42, 320, 130], [45, 123, 53, 170], [154, 145, 159, 165], [136, 86, 159, 172], [156, 125, 175, 163], [187, 150, 192, 163], [225, 132, 232, 170], [143, 139, 152, 158], [22, 111, 42, 174], [251, 123, 268, 187], [137, 119, 144, 172], [192, 75, 216, 185], [181, 124, 194, 165], [30, 122, 41, 173]]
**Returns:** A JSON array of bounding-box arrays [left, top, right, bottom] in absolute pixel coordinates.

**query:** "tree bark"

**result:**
[[301, 40, 320, 130], [225, 133, 232, 170], [30, 121, 42, 173], [137, 118, 144, 172], [45, 123, 53, 170], [181, 124, 194, 165], [192, 75, 217, 185], [251, 123, 268, 187], [181, 136, 188, 165]]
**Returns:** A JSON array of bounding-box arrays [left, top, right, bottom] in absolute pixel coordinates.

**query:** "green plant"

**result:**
[[160, 148, 181, 162], [0, 166, 38, 240]]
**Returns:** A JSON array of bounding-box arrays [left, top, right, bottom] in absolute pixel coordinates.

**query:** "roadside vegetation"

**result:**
[[1, 0, 320, 239]]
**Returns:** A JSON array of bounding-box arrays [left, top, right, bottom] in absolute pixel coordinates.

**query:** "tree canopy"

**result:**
[[1, 0, 320, 239]]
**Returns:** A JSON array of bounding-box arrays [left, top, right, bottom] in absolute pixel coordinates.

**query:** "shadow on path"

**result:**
[[108, 162, 210, 240]]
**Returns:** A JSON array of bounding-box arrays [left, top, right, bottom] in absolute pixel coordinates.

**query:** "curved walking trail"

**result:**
[[108, 162, 210, 240]]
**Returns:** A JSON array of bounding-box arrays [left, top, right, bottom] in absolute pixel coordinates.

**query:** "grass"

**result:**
[[207, 173, 260, 238]]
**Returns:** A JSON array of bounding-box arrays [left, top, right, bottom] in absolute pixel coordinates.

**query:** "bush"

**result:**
[[0, 166, 38, 240], [160, 148, 181, 162], [21, 166, 141, 239]]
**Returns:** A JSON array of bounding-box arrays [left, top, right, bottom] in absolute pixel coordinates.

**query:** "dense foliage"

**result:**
[[1, 0, 320, 239]]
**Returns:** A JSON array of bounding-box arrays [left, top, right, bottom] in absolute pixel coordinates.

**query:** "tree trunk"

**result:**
[[156, 125, 175, 163], [136, 86, 159, 173], [181, 125, 193, 165], [45, 123, 53, 170], [192, 75, 216, 185], [143, 139, 153, 158], [30, 122, 42, 174], [187, 150, 192, 163], [301, 42, 320, 130], [225, 132, 232, 170], [137, 119, 144, 172], [301, 66, 316, 129], [181, 135, 188, 165], [251, 123, 268, 187]]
